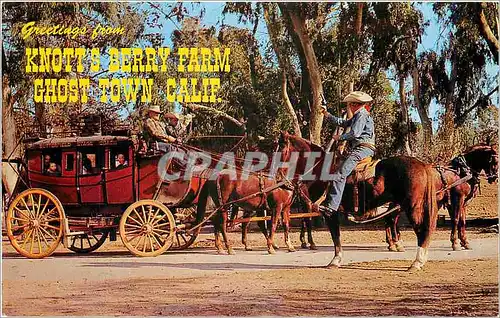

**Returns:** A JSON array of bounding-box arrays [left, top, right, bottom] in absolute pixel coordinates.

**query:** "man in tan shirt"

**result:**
[[144, 105, 177, 152]]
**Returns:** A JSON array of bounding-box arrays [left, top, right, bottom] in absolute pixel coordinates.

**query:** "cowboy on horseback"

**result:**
[[320, 91, 376, 216]]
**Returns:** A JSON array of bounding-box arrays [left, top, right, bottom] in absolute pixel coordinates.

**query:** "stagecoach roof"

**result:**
[[26, 135, 131, 150]]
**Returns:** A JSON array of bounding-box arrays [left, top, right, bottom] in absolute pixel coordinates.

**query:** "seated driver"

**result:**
[[144, 105, 178, 153]]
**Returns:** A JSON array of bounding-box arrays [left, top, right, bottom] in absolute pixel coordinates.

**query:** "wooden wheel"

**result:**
[[6, 188, 64, 258], [171, 207, 198, 250], [119, 200, 175, 257], [68, 230, 109, 253]]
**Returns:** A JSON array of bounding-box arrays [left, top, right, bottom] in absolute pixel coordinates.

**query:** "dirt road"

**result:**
[[2, 230, 498, 316]]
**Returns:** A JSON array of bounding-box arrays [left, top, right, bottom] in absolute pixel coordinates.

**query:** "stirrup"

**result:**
[[319, 206, 336, 218]]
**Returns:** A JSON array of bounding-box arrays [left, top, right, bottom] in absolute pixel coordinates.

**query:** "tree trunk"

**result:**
[[355, 3, 364, 35], [263, 4, 302, 137], [2, 48, 21, 196], [477, 2, 499, 64], [281, 71, 302, 137], [282, 4, 324, 144], [441, 53, 459, 159], [412, 67, 433, 150], [399, 76, 412, 155]]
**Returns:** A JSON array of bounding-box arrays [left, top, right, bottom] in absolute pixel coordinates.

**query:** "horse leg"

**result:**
[[392, 213, 405, 252], [384, 214, 397, 252], [449, 193, 461, 251], [408, 204, 438, 271], [213, 213, 225, 254], [282, 205, 295, 252], [325, 212, 342, 267], [219, 209, 235, 255], [306, 218, 317, 250], [242, 221, 252, 251], [266, 205, 281, 254], [458, 196, 471, 250]]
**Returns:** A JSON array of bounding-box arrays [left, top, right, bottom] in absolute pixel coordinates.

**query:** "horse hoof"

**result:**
[[288, 247, 296, 253], [268, 247, 276, 254], [395, 242, 405, 252], [328, 256, 342, 268], [273, 244, 280, 250], [462, 243, 472, 250], [301, 243, 308, 249], [309, 244, 318, 250], [217, 249, 225, 255], [452, 244, 461, 251], [227, 248, 236, 255], [388, 245, 397, 252], [407, 265, 422, 272], [245, 246, 253, 251]]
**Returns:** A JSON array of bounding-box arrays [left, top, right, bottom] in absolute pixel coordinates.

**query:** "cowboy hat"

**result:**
[[148, 105, 162, 113], [164, 112, 180, 119], [342, 91, 374, 103]]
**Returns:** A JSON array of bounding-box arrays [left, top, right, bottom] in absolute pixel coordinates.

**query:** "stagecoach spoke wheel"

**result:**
[[119, 200, 175, 257], [6, 188, 64, 259], [171, 207, 198, 250], [68, 230, 109, 254]]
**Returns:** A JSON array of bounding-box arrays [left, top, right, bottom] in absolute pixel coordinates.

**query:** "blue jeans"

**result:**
[[327, 146, 375, 211]]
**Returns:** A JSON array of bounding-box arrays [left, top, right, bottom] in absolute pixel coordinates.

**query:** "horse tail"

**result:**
[[195, 173, 220, 232]]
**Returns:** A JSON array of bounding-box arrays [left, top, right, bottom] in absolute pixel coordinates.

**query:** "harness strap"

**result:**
[[435, 166, 451, 206], [436, 174, 473, 194]]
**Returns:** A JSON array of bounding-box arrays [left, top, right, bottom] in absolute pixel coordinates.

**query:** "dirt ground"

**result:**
[[2, 256, 497, 316], [2, 182, 498, 316]]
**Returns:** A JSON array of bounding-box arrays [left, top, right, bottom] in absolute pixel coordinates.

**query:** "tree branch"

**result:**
[[477, 2, 499, 64], [185, 103, 246, 130]]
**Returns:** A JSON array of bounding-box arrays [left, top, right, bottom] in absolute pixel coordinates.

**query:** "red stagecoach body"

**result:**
[[6, 135, 212, 258]]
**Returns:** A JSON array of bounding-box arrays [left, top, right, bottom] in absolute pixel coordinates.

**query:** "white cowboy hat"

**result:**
[[342, 91, 374, 103], [164, 112, 180, 119], [148, 105, 162, 113]]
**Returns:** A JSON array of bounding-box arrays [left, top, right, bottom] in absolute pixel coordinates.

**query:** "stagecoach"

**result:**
[[4, 134, 210, 258]]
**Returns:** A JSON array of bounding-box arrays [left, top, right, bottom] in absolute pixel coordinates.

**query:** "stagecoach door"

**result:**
[[77, 148, 105, 204], [104, 145, 134, 204]]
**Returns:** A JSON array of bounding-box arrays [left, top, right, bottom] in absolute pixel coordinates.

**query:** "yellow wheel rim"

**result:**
[[6, 188, 64, 259], [119, 200, 175, 257]]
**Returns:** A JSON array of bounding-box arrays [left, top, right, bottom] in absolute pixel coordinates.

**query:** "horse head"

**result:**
[[464, 144, 498, 184]]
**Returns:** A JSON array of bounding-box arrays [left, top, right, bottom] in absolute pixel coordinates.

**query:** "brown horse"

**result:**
[[384, 144, 498, 251], [278, 132, 438, 271]]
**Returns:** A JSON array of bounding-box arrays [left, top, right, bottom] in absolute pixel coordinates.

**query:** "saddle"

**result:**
[[353, 157, 380, 182], [351, 157, 380, 214]]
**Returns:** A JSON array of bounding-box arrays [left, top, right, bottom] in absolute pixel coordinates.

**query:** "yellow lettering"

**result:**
[[141, 78, 153, 102], [109, 48, 119, 72], [178, 48, 189, 72], [25, 48, 38, 73], [34, 78, 43, 102], [90, 48, 100, 72], [99, 79, 109, 102], [213, 48, 230, 72]]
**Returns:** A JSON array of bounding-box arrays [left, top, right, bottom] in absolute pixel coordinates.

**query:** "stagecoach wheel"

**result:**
[[68, 230, 109, 254], [171, 207, 198, 250], [119, 200, 175, 257], [6, 188, 64, 259]]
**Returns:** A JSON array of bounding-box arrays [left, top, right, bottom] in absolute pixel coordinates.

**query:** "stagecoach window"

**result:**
[[42, 150, 62, 175], [110, 146, 129, 170], [79, 147, 104, 175], [65, 154, 74, 171]]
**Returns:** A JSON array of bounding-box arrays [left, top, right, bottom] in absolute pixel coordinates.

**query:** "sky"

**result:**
[[135, 2, 498, 128]]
